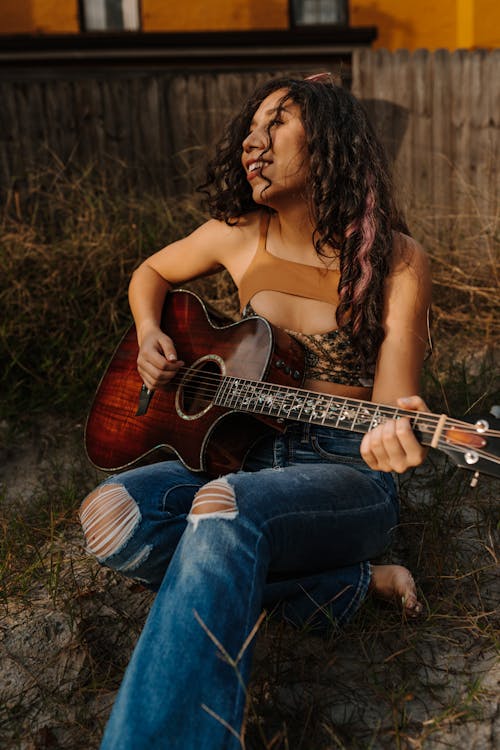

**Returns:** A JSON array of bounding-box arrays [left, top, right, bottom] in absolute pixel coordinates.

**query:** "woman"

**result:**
[[80, 75, 431, 749]]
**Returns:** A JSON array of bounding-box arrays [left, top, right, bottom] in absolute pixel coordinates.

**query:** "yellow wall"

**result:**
[[351, 0, 499, 50], [2, 0, 78, 33], [351, 1, 459, 50], [143, 0, 288, 31], [472, 0, 500, 47], [32, 0, 78, 33], [3, 0, 33, 33], [0, 0, 499, 49]]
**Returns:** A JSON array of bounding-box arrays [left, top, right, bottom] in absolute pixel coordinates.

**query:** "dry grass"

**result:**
[[0, 166, 207, 417], [0, 167, 499, 749]]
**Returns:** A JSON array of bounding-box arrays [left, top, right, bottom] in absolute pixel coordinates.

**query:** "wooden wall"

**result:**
[[1, 50, 499, 228]]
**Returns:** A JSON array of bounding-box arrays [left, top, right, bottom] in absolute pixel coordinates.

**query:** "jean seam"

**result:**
[[337, 561, 371, 625], [259, 492, 395, 529], [225, 524, 268, 749], [309, 436, 365, 464], [161, 482, 203, 512]]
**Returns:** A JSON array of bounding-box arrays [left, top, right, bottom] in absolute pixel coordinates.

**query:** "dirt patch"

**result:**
[[0, 418, 498, 749]]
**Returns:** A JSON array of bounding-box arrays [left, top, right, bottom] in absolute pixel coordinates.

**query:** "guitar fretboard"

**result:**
[[214, 375, 435, 442]]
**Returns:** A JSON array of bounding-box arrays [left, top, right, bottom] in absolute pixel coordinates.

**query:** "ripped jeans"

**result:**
[[80, 424, 398, 750]]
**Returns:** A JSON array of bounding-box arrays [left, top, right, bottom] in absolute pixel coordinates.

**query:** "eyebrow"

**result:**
[[249, 103, 293, 127]]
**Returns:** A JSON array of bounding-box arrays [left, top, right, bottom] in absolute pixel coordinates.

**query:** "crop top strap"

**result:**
[[256, 211, 270, 254], [238, 212, 340, 313]]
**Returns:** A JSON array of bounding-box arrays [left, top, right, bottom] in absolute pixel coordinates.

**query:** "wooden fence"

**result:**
[[0, 69, 284, 196], [1, 49, 499, 225], [352, 48, 499, 228]]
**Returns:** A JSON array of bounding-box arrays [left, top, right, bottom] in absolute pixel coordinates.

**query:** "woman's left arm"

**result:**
[[360, 236, 432, 473]]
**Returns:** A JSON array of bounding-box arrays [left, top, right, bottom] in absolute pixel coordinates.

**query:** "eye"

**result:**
[[269, 117, 284, 127]]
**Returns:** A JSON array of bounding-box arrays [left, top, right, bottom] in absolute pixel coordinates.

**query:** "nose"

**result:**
[[242, 125, 267, 153]]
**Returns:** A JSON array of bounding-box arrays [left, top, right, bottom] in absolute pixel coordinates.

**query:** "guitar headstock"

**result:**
[[439, 407, 500, 485]]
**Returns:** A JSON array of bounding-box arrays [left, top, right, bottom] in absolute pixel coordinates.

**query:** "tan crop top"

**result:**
[[238, 214, 375, 387]]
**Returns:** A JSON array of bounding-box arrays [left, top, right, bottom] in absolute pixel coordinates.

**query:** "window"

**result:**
[[80, 0, 141, 32], [290, 0, 349, 26]]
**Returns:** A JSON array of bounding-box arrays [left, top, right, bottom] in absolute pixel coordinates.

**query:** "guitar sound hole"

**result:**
[[178, 358, 222, 418]]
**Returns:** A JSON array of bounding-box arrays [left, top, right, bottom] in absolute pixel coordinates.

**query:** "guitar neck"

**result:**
[[214, 375, 440, 445]]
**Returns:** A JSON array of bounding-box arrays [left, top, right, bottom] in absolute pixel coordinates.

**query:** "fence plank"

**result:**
[[486, 49, 500, 223], [431, 49, 453, 229], [450, 50, 473, 220]]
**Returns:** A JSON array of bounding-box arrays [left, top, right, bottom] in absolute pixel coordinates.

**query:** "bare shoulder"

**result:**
[[202, 211, 263, 280], [186, 211, 261, 259], [192, 211, 260, 242], [391, 231, 430, 282], [383, 232, 431, 317], [374, 234, 432, 402], [145, 211, 262, 282]]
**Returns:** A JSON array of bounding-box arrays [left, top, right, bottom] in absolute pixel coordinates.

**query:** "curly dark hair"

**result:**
[[199, 76, 409, 366]]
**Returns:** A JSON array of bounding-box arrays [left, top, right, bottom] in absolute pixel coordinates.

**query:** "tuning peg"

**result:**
[[490, 405, 500, 418], [470, 470, 480, 488]]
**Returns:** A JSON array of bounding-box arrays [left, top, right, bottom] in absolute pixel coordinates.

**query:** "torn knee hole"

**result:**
[[190, 479, 237, 515], [188, 479, 238, 529], [79, 483, 140, 558]]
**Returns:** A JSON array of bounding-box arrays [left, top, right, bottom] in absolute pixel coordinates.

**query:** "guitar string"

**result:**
[[160, 365, 497, 434], [135, 372, 500, 465], [143, 365, 499, 438]]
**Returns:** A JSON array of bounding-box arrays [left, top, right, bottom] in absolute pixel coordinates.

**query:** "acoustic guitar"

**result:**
[[85, 289, 500, 482]]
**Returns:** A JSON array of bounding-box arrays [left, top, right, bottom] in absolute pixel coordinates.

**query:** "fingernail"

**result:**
[[167, 354, 177, 362], [400, 397, 412, 405]]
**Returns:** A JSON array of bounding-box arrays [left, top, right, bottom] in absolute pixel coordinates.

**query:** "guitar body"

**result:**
[[85, 289, 305, 476], [86, 289, 500, 483]]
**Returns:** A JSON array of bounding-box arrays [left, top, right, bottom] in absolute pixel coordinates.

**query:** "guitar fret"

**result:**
[[369, 405, 382, 430], [351, 401, 363, 431], [228, 379, 241, 408], [308, 395, 332, 424], [334, 398, 348, 428], [213, 376, 229, 408], [323, 395, 337, 426], [276, 388, 302, 419], [220, 377, 233, 408], [238, 379, 258, 411], [258, 383, 275, 414]]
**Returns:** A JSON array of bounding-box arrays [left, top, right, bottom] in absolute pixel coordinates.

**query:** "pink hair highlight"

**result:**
[[341, 184, 377, 334]]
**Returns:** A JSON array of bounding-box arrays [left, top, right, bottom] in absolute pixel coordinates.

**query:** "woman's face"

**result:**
[[241, 88, 309, 207]]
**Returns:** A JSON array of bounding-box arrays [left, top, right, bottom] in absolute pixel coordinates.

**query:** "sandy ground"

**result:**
[[1, 417, 498, 749]]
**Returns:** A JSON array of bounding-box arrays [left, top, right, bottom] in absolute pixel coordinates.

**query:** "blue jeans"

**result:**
[[85, 424, 398, 750]]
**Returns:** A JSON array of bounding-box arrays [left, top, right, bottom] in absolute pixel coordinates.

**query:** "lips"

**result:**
[[246, 159, 271, 181]]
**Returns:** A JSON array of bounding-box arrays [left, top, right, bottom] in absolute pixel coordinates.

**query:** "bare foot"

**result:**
[[369, 564, 422, 617]]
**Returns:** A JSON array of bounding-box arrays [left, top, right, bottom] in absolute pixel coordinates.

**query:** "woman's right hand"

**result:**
[[136, 327, 184, 391]]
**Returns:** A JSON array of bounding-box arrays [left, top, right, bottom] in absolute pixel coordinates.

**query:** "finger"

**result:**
[[397, 395, 429, 413], [378, 419, 410, 473], [138, 358, 182, 389], [156, 333, 180, 363], [361, 425, 392, 472], [139, 347, 172, 371], [394, 417, 427, 466], [138, 332, 184, 372], [361, 418, 425, 473]]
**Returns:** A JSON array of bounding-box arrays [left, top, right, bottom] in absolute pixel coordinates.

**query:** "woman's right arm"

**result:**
[[129, 264, 180, 390], [128, 217, 253, 390]]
